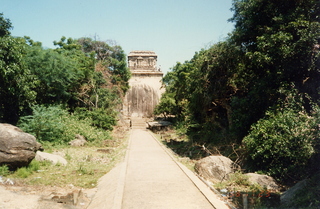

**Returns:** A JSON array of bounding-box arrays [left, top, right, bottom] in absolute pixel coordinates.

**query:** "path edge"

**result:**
[[87, 130, 132, 209], [149, 130, 230, 209]]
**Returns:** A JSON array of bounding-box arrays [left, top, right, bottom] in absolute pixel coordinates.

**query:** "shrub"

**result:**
[[18, 105, 111, 145], [74, 107, 116, 130], [243, 107, 318, 182], [64, 113, 111, 143], [28, 160, 40, 172], [18, 105, 69, 143], [0, 165, 10, 176], [15, 167, 31, 178]]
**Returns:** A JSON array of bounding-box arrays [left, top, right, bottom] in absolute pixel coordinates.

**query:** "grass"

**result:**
[[0, 165, 10, 176], [6, 127, 129, 189]]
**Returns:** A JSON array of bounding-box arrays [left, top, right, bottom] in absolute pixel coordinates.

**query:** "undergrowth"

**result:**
[[154, 127, 281, 208], [18, 105, 111, 146], [6, 141, 128, 188]]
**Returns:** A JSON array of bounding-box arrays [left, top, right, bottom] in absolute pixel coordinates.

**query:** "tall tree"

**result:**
[[23, 44, 83, 105], [0, 37, 37, 123], [229, 0, 320, 138], [0, 13, 12, 37], [77, 37, 131, 94]]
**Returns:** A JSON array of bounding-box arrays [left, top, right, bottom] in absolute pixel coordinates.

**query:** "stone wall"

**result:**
[[123, 51, 164, 118]]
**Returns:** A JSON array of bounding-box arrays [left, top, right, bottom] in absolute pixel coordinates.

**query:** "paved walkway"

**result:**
[[88, 129, 229, 209]]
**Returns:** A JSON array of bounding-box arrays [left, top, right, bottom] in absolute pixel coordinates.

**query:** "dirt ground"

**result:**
[[0, 183, 97, 209], [0, 124, 130, 209]]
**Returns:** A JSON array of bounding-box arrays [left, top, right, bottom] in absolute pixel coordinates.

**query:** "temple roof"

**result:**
[[128, 51, 157, 57]]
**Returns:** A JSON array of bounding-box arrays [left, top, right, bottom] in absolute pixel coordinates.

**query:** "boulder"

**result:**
[[245, 173, 280, 191], [195, 155, 239, 182], [69, 134, 87, 147], [35, 151, 67, 166], [0, 123, 43, 169], [147, 121, 172, 132], [280, 179, 307, 206]]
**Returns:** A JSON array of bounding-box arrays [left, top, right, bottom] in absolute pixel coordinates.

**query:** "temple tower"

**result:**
[[123, 51, 163, 118]]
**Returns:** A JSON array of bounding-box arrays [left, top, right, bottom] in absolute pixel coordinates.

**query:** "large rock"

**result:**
[[69, 134, 87, 147], [195, 155, 239, 182], [245, 173, 280, 191], [280, 179, 307, 206], [0, 123, 43, 169], [35, 151, 67, 166]]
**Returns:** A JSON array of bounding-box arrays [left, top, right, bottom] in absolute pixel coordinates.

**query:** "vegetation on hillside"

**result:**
[[0, 13, 130, 146], [0, 12, 131, 193], [155, 0, 320, 187]]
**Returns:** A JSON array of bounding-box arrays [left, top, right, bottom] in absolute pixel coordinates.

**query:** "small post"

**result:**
[[243, 193, 248, 209]]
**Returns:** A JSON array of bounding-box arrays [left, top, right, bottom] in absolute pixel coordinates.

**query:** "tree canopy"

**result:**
[[0, 14, 130, 127], [155, 0, 320, 183]]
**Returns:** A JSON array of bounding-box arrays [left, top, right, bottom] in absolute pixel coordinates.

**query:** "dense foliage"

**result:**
[[0, 13, 130, 143], [155, 0, 320, 183], [18, 105, 111, 145], [243, 89, 319, 181]]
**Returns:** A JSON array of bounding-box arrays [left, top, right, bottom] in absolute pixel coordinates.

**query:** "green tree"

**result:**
[[24, 44, 83, 105], [0, 32, 37, 123], [154, 92, 176, 119], [0, 13, 12, 37], [243, 90, 319, 182], [229, 0, 320, 138], [52, 36, 129, 130], [77, 37, 131, 94]]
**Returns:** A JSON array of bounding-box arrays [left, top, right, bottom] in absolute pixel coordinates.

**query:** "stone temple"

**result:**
[[123, 51, 163, 118]]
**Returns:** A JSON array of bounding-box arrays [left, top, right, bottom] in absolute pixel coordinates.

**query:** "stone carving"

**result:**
[[124, 51, 164, 118], [128, 51, 158, 71], [125, 84, 159, 117]]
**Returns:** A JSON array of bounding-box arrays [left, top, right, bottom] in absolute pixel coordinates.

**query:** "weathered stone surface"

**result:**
[[245, 173, 280, 191], [123, 50, 164, 118], [280, 179, 307, 205], [35, 151, 67, 166], [147, 121, 172, 132], [127, 51, 159, 71], [0, 123, 42, 169], [69, 134, 87, 147], [125, 84, 160, 117], [195, 155, 239, 182]]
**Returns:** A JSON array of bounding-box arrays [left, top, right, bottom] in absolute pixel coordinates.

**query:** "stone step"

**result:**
[[131, 118, 147, 129]]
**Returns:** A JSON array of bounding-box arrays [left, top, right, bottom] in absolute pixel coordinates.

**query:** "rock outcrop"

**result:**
[[69, 134, 87, 147], [123, 51, 164, 118], [245, 173, 280, 191], [195, 155, 240, 182], [35, 151, 68, 166], [0, 123, 43, 169], [125, 84, 160, 117]]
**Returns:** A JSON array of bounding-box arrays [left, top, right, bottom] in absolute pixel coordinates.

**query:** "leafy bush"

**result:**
[[74, 107, 116, 130], [18, 105, 69, 143], [64, 113, 111, 143], [243, 107, 318, 182], [18, 105, 111, 145]]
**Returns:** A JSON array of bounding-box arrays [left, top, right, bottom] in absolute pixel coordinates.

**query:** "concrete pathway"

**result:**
[[88, 129, 229, 209]]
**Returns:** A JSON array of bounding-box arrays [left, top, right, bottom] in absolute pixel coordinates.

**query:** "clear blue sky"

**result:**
[[2, 0, 235, 74]]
